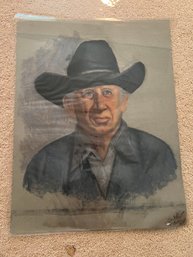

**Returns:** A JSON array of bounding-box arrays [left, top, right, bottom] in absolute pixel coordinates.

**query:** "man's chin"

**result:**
[[86, 126, 114, 137]]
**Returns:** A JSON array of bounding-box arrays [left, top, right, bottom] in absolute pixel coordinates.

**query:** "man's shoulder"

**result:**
[[122, 125, 177, 170], [23, 132, 76, 196], [126, 126, 173, 154], [38, 132, 76, 157], [120, 126, 177, 196]]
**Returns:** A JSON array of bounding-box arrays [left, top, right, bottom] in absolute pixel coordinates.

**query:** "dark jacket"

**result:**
[[23, 122, 177, 202]]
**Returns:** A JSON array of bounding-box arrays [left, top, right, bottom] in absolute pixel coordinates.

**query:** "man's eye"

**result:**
[[81, 90, 94, 99], [102, 89, 113, 97]]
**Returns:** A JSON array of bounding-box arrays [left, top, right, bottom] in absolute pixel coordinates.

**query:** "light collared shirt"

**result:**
[[83, 146, 115, 197]]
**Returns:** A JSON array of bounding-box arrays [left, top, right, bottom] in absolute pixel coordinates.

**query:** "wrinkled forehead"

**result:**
[[75, 84, 121, 94]]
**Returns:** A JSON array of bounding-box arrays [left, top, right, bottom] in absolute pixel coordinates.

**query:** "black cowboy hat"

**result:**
[[35, 40, 145, 107]]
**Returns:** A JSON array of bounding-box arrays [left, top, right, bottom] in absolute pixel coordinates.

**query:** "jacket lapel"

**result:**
[[107, 152, 141, 200], [106, 124, 142, 201], [67, 121, 142, 201]]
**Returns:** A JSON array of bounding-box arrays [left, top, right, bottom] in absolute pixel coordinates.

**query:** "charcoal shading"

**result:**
[[23, 40, 177, 204]]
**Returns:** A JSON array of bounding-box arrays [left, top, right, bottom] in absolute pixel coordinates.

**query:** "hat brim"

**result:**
[[35, 62, 145, 107]]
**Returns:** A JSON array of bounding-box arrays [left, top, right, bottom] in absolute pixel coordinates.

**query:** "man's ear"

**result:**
[[120, 93, 129, 112]]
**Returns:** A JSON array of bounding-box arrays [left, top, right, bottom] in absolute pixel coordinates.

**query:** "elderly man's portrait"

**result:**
[[11, 19, 186, 234]]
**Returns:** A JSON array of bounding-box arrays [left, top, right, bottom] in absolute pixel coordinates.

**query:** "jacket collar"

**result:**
[[71, 120, 140, 171], [68, 120, 141, 200], [111, 120, 140, 163]]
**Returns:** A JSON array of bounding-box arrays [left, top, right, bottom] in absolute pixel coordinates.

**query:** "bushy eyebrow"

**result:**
[[81, 88, 94, 92], [77, 88, 94, 94], [81, 86, 116, 92], [102, 87, 113, 91], [75, 86, 120, 97]]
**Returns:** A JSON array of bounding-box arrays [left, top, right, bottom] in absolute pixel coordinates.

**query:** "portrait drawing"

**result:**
[[11, 19, 186, 233], [23, 40, 177, 203]]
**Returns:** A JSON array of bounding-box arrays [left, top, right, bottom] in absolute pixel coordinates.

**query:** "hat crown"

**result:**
[[67, 40, 120, 76]]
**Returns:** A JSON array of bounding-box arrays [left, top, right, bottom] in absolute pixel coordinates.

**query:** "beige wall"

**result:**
[[0, 0, 193, 256]]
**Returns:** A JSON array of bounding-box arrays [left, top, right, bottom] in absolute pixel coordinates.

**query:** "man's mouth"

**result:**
[[91, 116, 110, 126]]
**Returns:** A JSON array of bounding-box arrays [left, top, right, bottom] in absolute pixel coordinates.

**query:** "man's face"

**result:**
[[66, 85, 128, 137]]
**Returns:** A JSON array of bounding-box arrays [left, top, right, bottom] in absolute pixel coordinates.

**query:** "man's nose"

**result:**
[[93, 93, 107, 112]]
